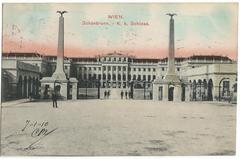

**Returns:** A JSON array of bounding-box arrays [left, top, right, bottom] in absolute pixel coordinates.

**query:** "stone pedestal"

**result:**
[[173, 84, 181, 102], [185, 85, 190, 102], [162, 84, 169, 101], [69, 78, 78, 100], [152, 83, 159, 101], [40, 77, 68, 100]]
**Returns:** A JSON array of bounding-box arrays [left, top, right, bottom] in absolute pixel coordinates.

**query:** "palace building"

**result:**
[[2, 52, 237, 102]]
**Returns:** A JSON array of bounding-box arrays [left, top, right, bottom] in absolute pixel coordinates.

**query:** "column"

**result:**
[[111, 66, 113, 86], [152, 84, 159, 101], [126, 66, 129, 88], [101, 66, 103, 87], [116, 66, 119, 87], [106, 65, 108, 88], [162, 84, 168, 101], [174, 85, 182, 102], [52, 11, 67, 80], [86, 68, 89, 80], [167, 14, 176, 75], [121, 66, 123, 88]]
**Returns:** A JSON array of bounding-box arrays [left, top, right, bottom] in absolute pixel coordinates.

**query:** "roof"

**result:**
[[188, 55, 232, 61], [2, 52, 42, 58], [71, 57, 97, 62]]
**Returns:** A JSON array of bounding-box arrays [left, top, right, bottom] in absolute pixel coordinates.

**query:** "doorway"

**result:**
[[168, 87, 174, 101]]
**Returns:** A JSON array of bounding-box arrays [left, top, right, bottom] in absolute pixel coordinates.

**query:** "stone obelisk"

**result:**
[[164, 13, 180, 82], [52, 11, 67, 80]]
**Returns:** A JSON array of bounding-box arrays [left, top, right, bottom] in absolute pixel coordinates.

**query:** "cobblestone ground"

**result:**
[[1, 100, 236, 156]]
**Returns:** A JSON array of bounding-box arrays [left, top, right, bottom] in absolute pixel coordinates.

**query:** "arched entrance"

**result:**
[[28, 77, 32, 97], [181, 83, 185, 101], [17, 76, 23, 98], [207, 79, 213, 101], [192, 80, 197, 101], [203, 79, 207, 101], [168, 86, 174, 101], [23, 76, 27, 98]]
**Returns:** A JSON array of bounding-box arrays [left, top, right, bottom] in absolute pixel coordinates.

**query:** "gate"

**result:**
[[77, 80, 100, 99], [130, 81, 153, 100]]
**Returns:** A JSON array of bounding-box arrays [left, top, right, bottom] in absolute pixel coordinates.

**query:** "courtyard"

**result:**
[[1, 99, 236, 156]]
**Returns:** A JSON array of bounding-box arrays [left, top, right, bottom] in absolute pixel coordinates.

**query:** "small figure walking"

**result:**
[[52, 91, 58, 108], [125, 91, 128, 99], [121, 90, 124, 99], [104, 90, 107, 99], [108, 90, 110, 99]]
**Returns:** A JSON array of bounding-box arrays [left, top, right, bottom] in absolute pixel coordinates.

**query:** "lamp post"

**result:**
[[219, 77, 229, 101]]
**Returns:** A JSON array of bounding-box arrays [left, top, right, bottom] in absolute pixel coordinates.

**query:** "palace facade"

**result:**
[[2, 52, 237, 102]]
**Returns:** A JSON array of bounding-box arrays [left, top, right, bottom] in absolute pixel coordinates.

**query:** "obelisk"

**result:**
[[164, 13, 180, 82], [52, 11, 67, 80]]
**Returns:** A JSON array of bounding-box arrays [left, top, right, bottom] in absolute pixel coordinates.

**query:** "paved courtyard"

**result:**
[[1, 99, 236, 156]]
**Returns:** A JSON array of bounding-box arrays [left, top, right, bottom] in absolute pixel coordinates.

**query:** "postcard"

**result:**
[[1, 2, 238, 156]]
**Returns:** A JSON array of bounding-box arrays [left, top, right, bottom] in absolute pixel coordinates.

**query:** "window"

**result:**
[[113, 66, 116, 71], [133, 68, 136, 71], [103, 66, 106, 71], [128, 74, 131, 80], [123, 67, 126, 71], [99, 67, 101, 71], [108, 66, 111, 70], [64, 66, 68, 70], [222, 81, 230, 96], [143, 68, 146, 71], [177, 68, 180, 71], [153, 68, 156, 72], [148, 75, 151, 81], [148, 68, 151, 71], [143, 75, 146, 81], [133, 75, 136, 80], [94, 67, 96, 71], [114, 57, 116, 61], [118, 66, 121, 71], [192, 66, 195, 68], [162, 67, 164, 71], [93, 74, 96, 79], [153, 75, 156, 80], [138, 75, 141, 80], [138, 68, 141, 71]]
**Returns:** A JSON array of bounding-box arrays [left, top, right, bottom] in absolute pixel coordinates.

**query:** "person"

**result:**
[[128, 91, 131, 99], [121, 90, 124, 99], [125, 91, 128, 99], [108, 90, 110, 99], [104, 90, 107, 99], [52, 91, 58, 108], [29, 92, 33, 101], [149, 91, 152, 100]]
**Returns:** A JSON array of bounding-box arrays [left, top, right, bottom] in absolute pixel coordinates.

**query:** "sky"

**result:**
[[2, 3, 238, 59]]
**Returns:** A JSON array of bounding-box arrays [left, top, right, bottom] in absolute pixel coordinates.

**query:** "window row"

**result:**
[[78, 66, 158, 72], [78, 74, 156, 81], [100, 57, 128, 62]]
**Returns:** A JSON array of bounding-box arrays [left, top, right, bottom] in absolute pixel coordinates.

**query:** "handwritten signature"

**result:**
[[21, 120, 58, 150]]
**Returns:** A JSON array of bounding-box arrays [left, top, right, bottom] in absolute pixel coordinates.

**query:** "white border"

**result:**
[[0, 0, 239, 159]]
